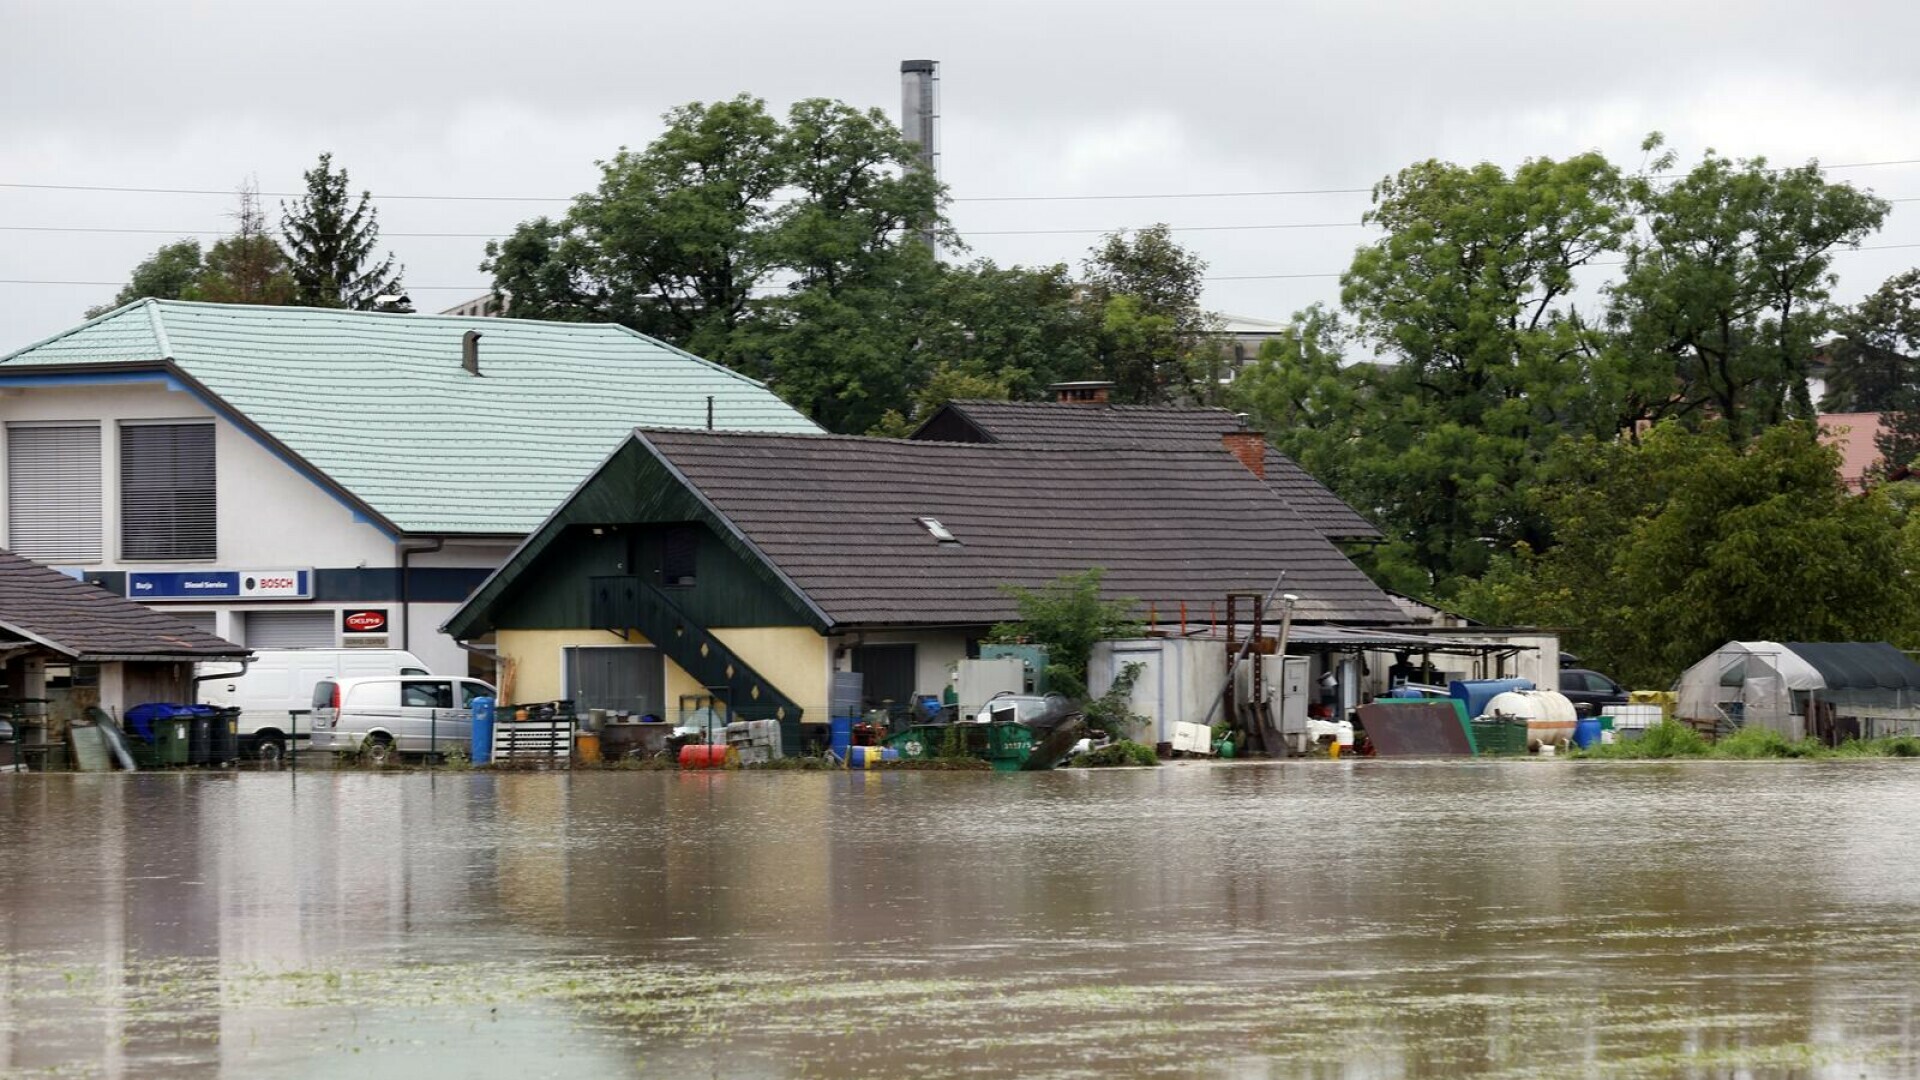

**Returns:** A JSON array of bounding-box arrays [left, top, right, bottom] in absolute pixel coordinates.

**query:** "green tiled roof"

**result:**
[[0, 301, 821, 535]]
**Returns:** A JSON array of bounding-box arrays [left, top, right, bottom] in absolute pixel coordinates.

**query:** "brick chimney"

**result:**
[[1050, 381, 1113, 405], [1222, 431, 1266, 478]]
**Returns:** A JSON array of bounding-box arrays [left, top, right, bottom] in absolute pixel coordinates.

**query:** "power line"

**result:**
[[9, 240, 1919, 292], [4, 157, 1919, 207], [10, 196, 1920, 243]]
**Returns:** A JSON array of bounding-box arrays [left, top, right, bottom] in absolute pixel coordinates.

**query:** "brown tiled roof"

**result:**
[[642, 430, 1405, 627], [0, 550, 248, 660], [914, 400, 1383, 541]]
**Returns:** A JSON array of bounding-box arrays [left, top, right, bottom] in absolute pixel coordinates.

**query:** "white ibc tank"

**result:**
[[1482, 689, 1578, 746]]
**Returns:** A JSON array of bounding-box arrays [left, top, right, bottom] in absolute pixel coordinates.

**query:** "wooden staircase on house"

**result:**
[[588, 576, 806, 751]]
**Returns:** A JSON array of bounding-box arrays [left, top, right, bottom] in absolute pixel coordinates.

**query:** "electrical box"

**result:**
[[979, 644, 1049, 694]]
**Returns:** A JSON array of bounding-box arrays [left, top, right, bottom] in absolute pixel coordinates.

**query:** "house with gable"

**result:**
[[0, 301, 820, 683], [443, 427, 1407, 754]]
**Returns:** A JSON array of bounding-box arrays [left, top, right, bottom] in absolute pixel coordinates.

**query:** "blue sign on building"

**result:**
[[127, 569, 311, 601]]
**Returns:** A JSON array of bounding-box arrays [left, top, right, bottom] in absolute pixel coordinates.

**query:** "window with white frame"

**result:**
[[7, 423, 103, 561], [120, 422, 215, 560]]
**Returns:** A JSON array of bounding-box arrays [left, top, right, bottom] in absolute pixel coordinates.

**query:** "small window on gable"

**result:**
[[662, 525, 699, 586], [917, 517, 959, 544]]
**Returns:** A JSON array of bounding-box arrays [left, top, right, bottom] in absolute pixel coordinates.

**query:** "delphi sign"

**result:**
[[342, 609, 389, 634]]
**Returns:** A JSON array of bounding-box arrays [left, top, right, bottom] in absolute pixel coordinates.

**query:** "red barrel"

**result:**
[[678, 744, 733, 769]]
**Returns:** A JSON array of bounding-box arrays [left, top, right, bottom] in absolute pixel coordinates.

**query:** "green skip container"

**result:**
[[1470, 718, 1531, 756]]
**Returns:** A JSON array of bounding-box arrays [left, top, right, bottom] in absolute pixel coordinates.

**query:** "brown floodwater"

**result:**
[[3, 760, 1920, 1078]]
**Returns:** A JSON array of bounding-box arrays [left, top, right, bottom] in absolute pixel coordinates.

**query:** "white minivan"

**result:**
[[309, 675, 495, 764], [199, 649, 430, 762]]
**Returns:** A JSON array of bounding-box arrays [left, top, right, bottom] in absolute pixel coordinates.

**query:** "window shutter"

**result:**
[[7, 424, 102, 561], [121, 423, 216, 560]]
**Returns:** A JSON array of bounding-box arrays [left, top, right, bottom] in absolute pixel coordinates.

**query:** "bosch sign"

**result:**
[[342, 609, 389, 634], [128, 569, 312, 601]]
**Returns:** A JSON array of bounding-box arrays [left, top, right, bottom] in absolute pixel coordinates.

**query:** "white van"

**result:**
[[198, 649, 430, 761], [308, 676, 495, 764]]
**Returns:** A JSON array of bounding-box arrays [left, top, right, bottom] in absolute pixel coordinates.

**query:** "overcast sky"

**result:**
[[3, 0, 1918, 353]]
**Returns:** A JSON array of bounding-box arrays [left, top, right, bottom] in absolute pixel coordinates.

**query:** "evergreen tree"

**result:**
[[281, 153, 403, 310]]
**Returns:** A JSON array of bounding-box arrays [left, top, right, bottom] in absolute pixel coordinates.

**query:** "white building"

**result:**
[[0, 300, 820, 678]]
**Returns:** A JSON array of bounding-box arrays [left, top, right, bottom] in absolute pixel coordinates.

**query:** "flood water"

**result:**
[[4, 761, 1920, 1078]]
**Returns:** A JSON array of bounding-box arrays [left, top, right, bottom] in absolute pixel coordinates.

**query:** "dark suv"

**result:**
[[1558, 668, 1628, 716]]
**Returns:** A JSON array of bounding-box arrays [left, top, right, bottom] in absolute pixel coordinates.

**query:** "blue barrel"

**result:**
[[470, 696, 496, 764], [846, 745, 898, 770], [1573, 717, 1603, 749], [829, 716, 854, 762], [1450, 678, 1535, 721]]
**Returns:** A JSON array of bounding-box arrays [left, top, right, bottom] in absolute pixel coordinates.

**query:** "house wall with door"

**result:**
[[829, 630, 972, 714], [495, 625, 830, 724], [0, 379, 496, 677]]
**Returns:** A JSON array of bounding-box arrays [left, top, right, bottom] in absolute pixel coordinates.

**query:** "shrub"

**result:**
[[1074, 740, 1160, 767]]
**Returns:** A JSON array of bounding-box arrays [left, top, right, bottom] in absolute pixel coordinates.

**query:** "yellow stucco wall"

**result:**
[[495, 626, 829, 718], [711, 626, 831, 713]]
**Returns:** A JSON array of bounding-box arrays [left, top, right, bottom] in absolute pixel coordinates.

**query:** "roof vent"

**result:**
[[917, 516, 959, 544], [462, 330, 482, 376]]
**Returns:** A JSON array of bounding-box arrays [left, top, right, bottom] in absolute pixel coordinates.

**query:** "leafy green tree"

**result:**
[[87, 185, 297, 316], [1082, 224, 1215, 403], [915, 260, 1097, 397], [483, 95, 783, 353], [87, 239, 206, 316], [988, 568, 1142, 699], [198, 183, 294, 306], [1461, 422, 1919, 686], [751, 99, 948, 432], [1606, 137, 1890, 439], [1332, 151, 1631, 594], [484, 96, 946, 433], [281, 152, 403, 310]]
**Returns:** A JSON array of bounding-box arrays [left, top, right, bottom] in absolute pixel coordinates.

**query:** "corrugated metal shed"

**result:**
[[0, 300, 821, 535]]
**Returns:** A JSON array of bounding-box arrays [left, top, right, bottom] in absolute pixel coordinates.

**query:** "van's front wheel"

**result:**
[[253, 731, 286, 764], [362, 733, 394, 767]]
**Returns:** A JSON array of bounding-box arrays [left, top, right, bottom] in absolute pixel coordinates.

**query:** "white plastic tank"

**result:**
[[1482, 689, 1578, 746]]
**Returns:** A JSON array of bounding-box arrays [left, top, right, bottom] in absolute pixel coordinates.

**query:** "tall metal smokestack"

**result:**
[[900, 59, 939, 252]]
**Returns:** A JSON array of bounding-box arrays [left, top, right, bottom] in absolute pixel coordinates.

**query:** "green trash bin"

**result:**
[[154, 716, 193, 766]]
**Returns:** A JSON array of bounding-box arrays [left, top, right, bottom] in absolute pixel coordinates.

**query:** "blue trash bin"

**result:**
[[470, 696, 495, 764]]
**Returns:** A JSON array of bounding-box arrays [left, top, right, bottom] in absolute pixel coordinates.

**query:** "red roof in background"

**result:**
[[1819, 413, 1885, 491]]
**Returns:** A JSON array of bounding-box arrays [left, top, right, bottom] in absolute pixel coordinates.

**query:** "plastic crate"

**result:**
[[1471, 719, 1530, 756]]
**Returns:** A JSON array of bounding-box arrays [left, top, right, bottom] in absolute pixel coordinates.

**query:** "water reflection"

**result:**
[[2, 762, 1920, 1077]]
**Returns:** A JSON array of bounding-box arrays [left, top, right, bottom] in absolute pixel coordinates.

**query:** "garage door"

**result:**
[[244, 611, 335, 649]]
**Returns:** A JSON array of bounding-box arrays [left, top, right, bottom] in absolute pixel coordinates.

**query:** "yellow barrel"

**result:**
[[574, 731, 602, 765]]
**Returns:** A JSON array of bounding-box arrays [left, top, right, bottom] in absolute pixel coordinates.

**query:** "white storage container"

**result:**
[[1602, 704, 1663, 730], [1483, 689, 1579, 745]]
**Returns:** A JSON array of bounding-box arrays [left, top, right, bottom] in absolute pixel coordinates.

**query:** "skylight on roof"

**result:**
[[917, 516, 959, 544]]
